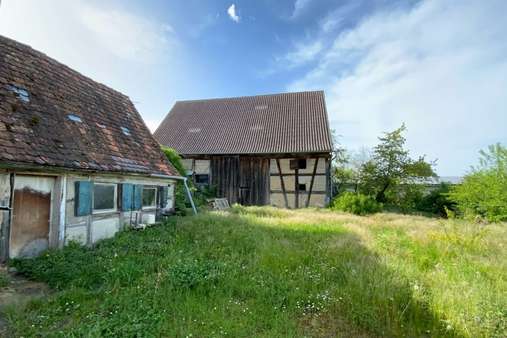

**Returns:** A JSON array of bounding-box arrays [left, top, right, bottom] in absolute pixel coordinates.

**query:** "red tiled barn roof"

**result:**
[[0, 35, 179, 177], [154, 91, 333, 155]]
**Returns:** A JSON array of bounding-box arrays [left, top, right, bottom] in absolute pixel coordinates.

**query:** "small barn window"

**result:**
[[290, 159, 307, 170], [93, 183, 117, 213], [298, 184, 306, 192], [194, 174, 209, 185], [8, 85, 30, 103], [67, 114, 82, 123], [121, 127, 131, 136], [142, 186, 157, 209]]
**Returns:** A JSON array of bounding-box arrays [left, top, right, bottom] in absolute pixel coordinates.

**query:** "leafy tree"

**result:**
[[358, 124, 436, 202], [449, 143, 507, 222]]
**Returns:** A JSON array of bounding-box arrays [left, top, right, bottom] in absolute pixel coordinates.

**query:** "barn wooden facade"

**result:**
[[154, 91, 333, 208], [0, 36, 180, 261]]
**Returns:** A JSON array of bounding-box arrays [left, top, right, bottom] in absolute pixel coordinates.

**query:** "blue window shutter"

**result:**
[[133, 185, 143, 210], [158, 186, 168, 208], [121, 183, 134, 211], [75, 181, 92, 216]]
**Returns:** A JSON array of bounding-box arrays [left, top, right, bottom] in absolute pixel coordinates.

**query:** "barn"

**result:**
[[154, 91, 333, 208], [0, 36, 181, 260]]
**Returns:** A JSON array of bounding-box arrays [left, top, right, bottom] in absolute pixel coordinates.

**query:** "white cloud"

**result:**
[[278, 40, 323, 69], [80, 4, 176, 63], [227, 4, 240, 23], [291, 0, 312, 19], [289, 0, 507, 175]]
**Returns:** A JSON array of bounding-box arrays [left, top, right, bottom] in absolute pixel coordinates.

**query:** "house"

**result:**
[[0, 35, 182, 261], [154, 91, 333, 208]]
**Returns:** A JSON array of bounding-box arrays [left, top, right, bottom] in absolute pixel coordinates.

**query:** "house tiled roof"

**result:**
[[154, 91, 333, 155], [0, 35, 179, 177]]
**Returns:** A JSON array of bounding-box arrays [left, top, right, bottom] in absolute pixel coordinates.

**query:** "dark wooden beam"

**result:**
[[269, 173, 325, 177], [270, 190, 326, 195], [276, 159, 289, 208], [295, 168, 299, 208], [306, 158, 319, 207], [191, 159, 196, 185]]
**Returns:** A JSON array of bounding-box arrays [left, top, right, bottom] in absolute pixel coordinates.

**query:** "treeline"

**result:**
[[331, 125, 506, 223]]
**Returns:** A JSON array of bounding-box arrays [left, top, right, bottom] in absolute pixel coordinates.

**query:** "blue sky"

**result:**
[[1, 0, 506, 176]]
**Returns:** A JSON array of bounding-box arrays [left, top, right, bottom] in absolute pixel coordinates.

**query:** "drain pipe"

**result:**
[[151, 174, 197, 215]]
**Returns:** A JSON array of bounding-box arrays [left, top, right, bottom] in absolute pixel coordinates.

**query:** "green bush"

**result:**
[[161, 146, 186, 176], [416, 183, 456, 217], [449, 144, 507, 222], [331, 192, 383, 215], [385, 184, 424, 213]]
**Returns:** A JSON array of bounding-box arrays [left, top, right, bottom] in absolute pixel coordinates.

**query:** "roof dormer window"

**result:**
[[121, 127, 131, 136], [67, 114, 82, 123], [8, 84, 30, 103]]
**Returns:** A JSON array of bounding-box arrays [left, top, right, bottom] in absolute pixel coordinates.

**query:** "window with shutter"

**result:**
[[75, 181, 92, 216], [121, 183, 134, 211], [133, 185, 143, 210]]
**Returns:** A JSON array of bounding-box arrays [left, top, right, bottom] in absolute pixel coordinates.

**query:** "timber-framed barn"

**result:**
[[154, 91, 333, 208]]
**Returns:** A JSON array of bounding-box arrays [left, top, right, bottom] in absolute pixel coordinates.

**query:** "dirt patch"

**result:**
[[0, 264, 49, 336]]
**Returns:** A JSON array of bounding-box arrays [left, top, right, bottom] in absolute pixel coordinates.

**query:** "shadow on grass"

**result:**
[[7, 208, 462, 337]]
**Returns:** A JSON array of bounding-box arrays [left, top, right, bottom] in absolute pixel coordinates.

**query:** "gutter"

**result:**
[[150, 174, 197, 215]]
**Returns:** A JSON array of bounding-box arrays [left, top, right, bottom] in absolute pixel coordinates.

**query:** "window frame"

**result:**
[[92, 182, 118, 214], [142, 186, 157, 210], [290, 158, 307, 170], [194, 174, 209, 185]]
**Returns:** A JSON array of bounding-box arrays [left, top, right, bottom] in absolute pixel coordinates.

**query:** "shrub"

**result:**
[[331, 192, 383, 215], [161, 146, 186, 176], [385, 184, 424, 213], [449, 144, 507, 222], [416, 183, 456, 217]]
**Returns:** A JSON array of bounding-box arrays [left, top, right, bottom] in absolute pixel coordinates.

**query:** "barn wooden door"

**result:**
[[239, 157, 270, 206], [210, 156, 240, 204], [10, 175, 54, 258]]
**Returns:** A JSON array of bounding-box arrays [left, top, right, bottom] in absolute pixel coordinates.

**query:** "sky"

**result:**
[[0, 0, 506, 176]]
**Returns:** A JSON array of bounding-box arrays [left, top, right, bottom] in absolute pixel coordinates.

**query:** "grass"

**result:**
[[6, 206, 507, 337], [0, 272, 9, 288]]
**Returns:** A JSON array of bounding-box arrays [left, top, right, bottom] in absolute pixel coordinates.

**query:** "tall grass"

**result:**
[[6, 207, 506, 337]]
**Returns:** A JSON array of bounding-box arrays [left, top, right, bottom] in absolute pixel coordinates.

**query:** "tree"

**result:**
[[449, 143, 507, 222], [358, 124, 436, 202]]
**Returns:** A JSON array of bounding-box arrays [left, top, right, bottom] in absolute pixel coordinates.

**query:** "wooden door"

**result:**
[[210, 156, 240, 204], [239, 157, 270, 206], [10, 176, 54, 258]]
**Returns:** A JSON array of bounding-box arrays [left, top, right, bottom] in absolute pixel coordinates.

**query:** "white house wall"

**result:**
[[64, 174, 176, 246], [0, 170, 177, 260]]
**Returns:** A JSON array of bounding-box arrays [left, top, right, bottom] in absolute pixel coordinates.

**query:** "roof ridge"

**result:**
[[174, 90, 325, 104]]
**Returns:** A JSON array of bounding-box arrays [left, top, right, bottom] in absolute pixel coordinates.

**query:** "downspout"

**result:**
[[150, 174, 197, 215]]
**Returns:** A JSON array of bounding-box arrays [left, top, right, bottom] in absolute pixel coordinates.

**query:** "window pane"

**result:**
[[142, 188, 156, 207], [94, 184, 115, 210], [195, 174, 209, 184]]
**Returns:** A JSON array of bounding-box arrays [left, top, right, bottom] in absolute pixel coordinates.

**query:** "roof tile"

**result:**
[[0, 35, 179, 177], [154, 91, 333, 155]]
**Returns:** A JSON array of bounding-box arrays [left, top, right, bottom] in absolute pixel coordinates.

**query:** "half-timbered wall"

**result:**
[[182, 155, 330, 208], [269, 157, 328, 208]]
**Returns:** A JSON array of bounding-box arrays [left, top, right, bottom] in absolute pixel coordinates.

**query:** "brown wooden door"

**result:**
[[210, 156, 240, 204], [10, 176, 54, 258], [239, 157, 270, 206]]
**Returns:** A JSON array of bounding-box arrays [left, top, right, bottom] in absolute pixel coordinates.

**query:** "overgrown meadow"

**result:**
[[6, 207, 507, 337]]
